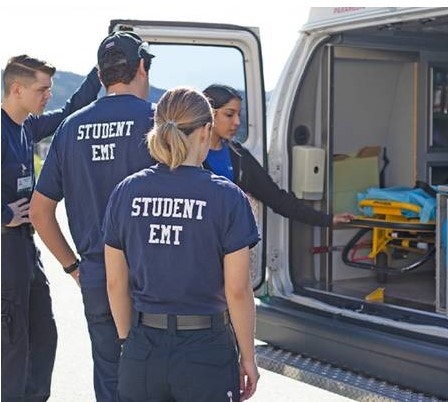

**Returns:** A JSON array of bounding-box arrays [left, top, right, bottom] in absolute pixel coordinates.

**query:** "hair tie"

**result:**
[[163, 120, 177, 129]]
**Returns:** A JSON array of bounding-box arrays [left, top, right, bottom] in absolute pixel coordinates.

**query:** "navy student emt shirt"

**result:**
[[1, 67, 101, 225], [103, 164, 260, 315], [35, 94, 154, 288]]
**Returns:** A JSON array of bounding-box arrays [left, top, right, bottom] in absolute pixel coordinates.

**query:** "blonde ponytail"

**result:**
[[148, 121, 189, 169], [148, 87, 213, 169]]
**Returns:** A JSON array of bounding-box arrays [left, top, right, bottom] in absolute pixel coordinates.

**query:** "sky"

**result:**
[[0, 0, 312, 90], [1, 1, 446, 90]]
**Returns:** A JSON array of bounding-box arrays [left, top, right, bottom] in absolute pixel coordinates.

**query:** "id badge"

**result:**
[[17, 175, 32, 194]]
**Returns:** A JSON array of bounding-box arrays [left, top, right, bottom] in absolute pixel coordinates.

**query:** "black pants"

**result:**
[[118, 317, 240, 402], [81, 286, 121, 401], [1, 230, 57, 402]]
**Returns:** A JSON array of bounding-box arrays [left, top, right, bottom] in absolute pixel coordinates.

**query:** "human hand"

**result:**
[[5, 198, 30, 227], [332, 212, 356, 225], [70, 269, 80, 287], [239, 358, 260, 400]]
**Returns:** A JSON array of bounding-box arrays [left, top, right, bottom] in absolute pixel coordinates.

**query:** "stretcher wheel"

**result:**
[[375, 252, 388, 283]]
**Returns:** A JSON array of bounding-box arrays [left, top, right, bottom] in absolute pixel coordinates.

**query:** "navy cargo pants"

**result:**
[[1, 227, 57, 402], [118, 314, 240, 402], [81, 286, 121, 401]]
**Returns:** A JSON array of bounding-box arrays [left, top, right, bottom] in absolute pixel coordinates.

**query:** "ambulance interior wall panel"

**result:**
[[330, 59, 415, 281], [330, 228, 375, 281], [333, 60, 394, 154], [333, 59, 414, 187], [384, 63, 415, 187], [289, 48, 326, 288], [288, 47, 323, 150]]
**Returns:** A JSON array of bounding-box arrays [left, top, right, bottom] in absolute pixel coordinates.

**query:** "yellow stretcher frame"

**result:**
[[342, 200, 436, 281]]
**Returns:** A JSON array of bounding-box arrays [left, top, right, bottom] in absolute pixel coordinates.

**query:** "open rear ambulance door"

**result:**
[[108, 20, 267, 289]]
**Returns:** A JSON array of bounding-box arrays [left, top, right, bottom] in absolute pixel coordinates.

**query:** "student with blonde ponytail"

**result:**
[[147, 87, 212, 169], [104, 87, 260, 401]]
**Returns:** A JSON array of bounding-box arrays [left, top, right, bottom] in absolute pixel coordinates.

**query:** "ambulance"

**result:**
[[110, 7, 448, 398]]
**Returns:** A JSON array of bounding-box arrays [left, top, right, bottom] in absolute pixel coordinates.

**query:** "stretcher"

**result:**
[[341, 199, 436, 282]]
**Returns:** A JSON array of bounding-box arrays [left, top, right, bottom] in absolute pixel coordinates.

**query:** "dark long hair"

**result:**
[[203, 84, 242, 109], [203, 84, 243, 155]]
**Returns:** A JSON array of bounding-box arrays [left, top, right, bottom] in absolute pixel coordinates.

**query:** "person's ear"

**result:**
[[200, 123, 211, 143], [10, 81, 23, 97], [97, 69, 105, 87], [137, 59, 147, 76]]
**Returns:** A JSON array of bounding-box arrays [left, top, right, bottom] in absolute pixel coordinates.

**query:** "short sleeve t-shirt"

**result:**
[[103, 164, 260, 315], [36, 94, 154, 287], [205, 141, 234, 182]]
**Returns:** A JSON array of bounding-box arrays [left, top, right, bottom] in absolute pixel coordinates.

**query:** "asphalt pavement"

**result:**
[[38, 202, 353, 401]]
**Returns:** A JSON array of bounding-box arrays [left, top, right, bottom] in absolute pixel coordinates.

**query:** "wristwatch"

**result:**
[[63, 259, 79, 274]]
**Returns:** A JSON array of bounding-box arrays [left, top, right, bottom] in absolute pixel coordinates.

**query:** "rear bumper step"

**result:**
[[256, 344, 445, 401]]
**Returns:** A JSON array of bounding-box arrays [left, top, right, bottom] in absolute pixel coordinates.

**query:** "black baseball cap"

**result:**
[[97, 31, 155, 70]]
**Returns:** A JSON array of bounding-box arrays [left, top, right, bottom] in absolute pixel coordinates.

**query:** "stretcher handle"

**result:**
[[359, 199, 421, 215], [342, 218, 435, 232]]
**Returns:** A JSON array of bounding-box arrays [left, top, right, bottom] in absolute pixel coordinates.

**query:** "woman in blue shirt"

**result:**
[[104, 87, 260, 401], [203, 84, 354, 226]]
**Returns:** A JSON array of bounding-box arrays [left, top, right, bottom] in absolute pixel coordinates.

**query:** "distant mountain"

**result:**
[[2, 70, 270, 143], [46, 71, 89, 110], [47, 70, 166, 110], [1, 69, 166, 110], [46, 71, 253, 142], [2, 68, 271, 161], [49, 71, 268, 112]]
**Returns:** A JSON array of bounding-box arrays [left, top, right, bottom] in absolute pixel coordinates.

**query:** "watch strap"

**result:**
[[63, 259, 79, 274]]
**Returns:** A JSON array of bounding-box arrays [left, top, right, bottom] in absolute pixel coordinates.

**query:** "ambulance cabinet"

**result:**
[[436, 188, 448, 314], [427, 65, 448, 186]]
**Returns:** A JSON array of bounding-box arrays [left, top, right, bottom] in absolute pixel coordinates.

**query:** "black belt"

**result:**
[[139, 311, 229, 330], [1, 224, 34, 237]]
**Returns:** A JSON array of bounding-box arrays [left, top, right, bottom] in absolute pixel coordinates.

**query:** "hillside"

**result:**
[[47, 70, 166, 110], [2, 70, 268, 148], [3, 69, 269, 110], [1, 70, 165, 110]]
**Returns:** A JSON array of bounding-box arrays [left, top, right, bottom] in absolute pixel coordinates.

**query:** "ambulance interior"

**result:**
[[289, 15, 448, 317]]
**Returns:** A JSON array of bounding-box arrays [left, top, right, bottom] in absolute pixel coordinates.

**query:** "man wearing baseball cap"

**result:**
[[30, 31, 155, 401], [97, 31, 155, 74]]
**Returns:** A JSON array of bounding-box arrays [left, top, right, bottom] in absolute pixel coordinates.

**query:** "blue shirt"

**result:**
[[36, 94, 154, 287], [103, 164, 260, 315], [1, 67, 101, 225], [205, 141, 234, 181]]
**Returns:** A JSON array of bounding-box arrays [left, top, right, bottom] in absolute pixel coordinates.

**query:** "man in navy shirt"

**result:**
[[30, 32, 155, 401], [1, 54, 100, 402]]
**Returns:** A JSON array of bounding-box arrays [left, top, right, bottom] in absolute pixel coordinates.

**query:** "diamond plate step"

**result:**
[[255, 344, 446, 401]]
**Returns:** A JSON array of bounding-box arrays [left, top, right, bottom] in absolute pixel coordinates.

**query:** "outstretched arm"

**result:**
[[31, 66, 101, 142], [236, 147, 354, 227], [238, 148, 332, 226]]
